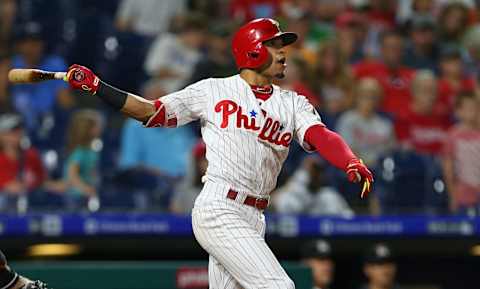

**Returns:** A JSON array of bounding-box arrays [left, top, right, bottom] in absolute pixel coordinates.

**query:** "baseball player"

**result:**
[[65, 18, 373, 289], [0, 250, 49, 289]]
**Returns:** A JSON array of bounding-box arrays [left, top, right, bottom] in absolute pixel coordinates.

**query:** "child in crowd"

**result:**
[[443, 93, 480, 215], [63, 109, 102, 211]]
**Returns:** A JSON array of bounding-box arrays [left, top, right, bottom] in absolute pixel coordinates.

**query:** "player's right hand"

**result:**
[[66, 64, 100, 94], [346, 158, 373, 198]]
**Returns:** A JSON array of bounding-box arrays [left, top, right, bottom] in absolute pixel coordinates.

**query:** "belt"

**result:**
[[227, 189, 269, 210]]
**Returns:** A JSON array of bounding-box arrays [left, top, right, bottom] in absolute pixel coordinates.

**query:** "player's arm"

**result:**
[[65, 64, 155, 122], [294, 95, 373, 198], [304, 125, 373, 198]]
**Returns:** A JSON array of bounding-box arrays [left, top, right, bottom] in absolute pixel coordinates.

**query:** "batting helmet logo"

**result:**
[[232, 18, 297, 70]]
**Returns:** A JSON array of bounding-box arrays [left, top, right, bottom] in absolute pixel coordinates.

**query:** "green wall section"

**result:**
[[12, 261, 313, 289]]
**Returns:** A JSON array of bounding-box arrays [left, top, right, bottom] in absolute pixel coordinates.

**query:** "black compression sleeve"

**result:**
[[96, 80, 128, 110]]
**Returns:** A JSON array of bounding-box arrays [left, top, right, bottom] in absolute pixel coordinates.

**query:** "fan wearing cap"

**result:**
[[64, 18, 372, 288], [301, 240, 335, 289], [0, 114, 45, 210], [11, 22, 71, 134], [360, 243, 403, 289]]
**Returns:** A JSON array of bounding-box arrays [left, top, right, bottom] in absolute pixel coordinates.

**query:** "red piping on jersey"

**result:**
[[304, 124, 357, 171]]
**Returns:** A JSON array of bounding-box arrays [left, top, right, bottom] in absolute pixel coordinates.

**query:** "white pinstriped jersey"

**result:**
[[159, 74, 323, 196]]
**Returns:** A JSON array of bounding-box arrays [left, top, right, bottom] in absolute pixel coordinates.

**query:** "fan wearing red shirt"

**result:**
[[395, 70, 451, 155], [443, 93, 480, 213], [436, 46, 475, 116], [353, 30, 415, 117], [0, 114, 45, 196]]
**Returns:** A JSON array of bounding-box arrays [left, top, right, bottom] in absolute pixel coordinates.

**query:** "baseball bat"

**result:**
[[8, 69, 67, 84]]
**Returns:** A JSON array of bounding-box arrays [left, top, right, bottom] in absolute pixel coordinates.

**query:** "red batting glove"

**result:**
[[66, 64, 100, 94], [346, 159, 374, 198]]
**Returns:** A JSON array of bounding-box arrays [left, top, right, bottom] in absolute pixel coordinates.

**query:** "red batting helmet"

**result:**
[[232, 18, 298, 70]]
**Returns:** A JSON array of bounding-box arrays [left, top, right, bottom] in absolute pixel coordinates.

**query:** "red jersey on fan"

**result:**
[[353, 61, 415, 116], [394, 108, 451, 155], [443, 126, 480, 208], [436, 77, 475, 115], [0, 148, 46, 190]]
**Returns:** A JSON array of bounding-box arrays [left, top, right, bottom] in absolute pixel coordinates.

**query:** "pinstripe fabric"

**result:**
[[157, 74, 323, 288]]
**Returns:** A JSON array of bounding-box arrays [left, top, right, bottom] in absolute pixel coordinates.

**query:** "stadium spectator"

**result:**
[[394, 70, 450, 156], [144, 13, 207, 95], [301, 239, 335, 289], [272, 156, 354, 217], [336, 77, 395, 168], [0, 56, 12, 113], [436, 46, 475, 116], [438, 2, 471, 47], [312, 40, 354, 128], [10, 22, 71, 144], [397, 0, 436, 25], [115, 0, 186, 37], [353, 30, 415, 117], [187, 21, 237, 84], [118, 81, 196, 178], [443, 93, 480, 215], [334, 11, 369, 63], [360, 243, 403, 289], [277, 56, 319, 108], [403, 16, 439, 72], [0, 0, 15, 56], [0, 114, 45, 212], [229, 0, 280, 22], [170, 140, 207, 214], [63, 110, 102, 212]]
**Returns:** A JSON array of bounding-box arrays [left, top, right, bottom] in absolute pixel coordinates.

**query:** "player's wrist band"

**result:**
[[96, 80, 128, 110]]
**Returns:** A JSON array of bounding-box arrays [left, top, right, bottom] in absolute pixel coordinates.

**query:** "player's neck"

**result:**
[[240, 69, 273, 87]]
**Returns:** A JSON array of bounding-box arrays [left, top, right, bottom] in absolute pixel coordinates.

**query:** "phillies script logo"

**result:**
[[215, 100, 292, 147]]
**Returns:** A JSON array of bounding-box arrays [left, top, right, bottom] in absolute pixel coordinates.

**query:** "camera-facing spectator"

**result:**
[[438, 2, 471, 47], [63, 109, 103, 211], [360, 243, 403, 289], [188, 21, 237, 84], [353, 30, 415, 117], [395, 70, 450, 156], [144, 13, 207, 95], [0, 114, 45, 212], [115, 0, 186, 37], [443, 92, 480, 215], [118, 81, 196, 178], [436, 46, 475, 116], [301, 239, 335, 289], [170, 140, 207, 214], [229, 0, 280, 22], [273, 156, 354, 217], [336, 77, 395, 168], [10, 22, 71, 134], [403, 16, 439, 72], [312, 40, 354, 128], [334, 11, 369, 63]]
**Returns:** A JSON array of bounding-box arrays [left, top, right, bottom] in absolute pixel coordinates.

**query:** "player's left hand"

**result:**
[[66, 64, 100, 94], [346, 159, 373, 198]]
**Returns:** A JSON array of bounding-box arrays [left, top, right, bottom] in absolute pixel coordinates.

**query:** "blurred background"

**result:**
[[1, 0, 480, 288]]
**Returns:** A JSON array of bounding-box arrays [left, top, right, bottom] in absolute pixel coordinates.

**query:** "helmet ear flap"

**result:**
[[246, 42, 269, 68]]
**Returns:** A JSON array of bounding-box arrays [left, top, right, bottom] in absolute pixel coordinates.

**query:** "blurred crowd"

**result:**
[[1, 0, 480, 216]]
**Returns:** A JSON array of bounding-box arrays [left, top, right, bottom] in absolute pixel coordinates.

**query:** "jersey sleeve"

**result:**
[[158, 79, 208, 126], [293, 94, 325, 152]]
